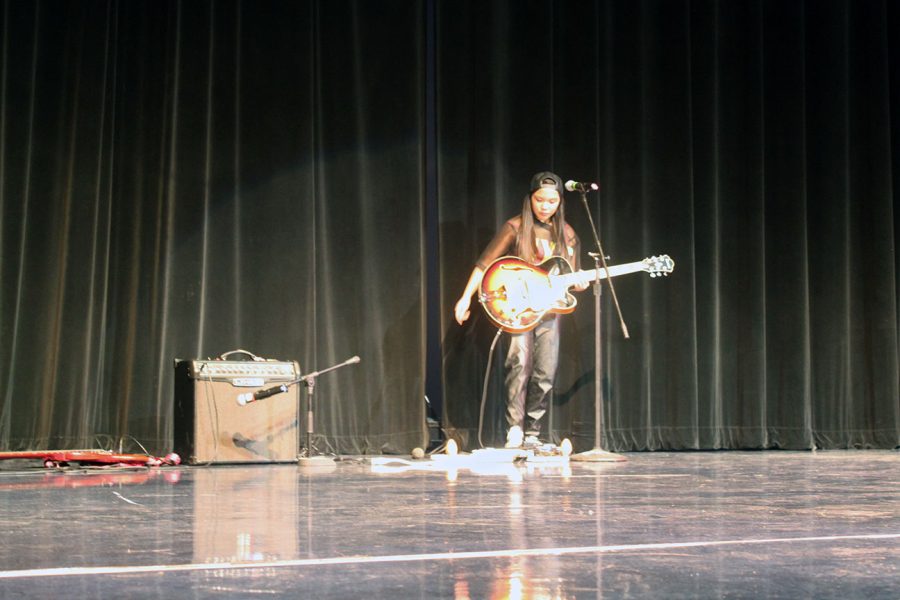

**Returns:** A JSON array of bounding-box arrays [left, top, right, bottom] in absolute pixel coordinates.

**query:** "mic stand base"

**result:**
[[571, 448, 627, 462], [297, 455, 335, 468], [297, 378, 335, 468]]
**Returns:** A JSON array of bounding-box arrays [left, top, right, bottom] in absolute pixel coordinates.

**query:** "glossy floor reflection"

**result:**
[[0, 451, 897, 598]]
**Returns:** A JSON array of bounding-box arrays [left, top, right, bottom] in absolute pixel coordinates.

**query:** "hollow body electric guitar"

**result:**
[[479, 254, 674, 333]]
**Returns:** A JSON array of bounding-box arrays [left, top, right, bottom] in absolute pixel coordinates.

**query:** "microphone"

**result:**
[[564, 180, 599, 193], [236, 384, 288, 406]]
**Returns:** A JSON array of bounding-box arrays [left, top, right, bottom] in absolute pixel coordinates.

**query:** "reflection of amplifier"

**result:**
[[191, 467, 299, 563], [173, 359, 301, 464]]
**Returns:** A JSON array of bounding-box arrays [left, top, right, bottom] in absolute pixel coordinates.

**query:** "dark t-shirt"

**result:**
[[476, 216, 580, 271]]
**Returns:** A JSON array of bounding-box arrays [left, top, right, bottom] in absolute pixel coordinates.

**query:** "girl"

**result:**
[[454, 171, 583, 448]]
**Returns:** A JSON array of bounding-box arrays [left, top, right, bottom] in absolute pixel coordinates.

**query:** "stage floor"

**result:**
[[0, 450, 897, 598]]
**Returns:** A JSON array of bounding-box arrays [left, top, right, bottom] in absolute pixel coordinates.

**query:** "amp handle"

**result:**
[[217, 348, 264, 362]]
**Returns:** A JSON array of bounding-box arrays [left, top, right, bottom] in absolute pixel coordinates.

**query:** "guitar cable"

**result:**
[[477, 328, 504, 448], [198, 364, 219, 465]]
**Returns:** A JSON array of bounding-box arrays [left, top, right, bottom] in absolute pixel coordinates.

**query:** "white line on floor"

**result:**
[[0, 533, 897, 579]]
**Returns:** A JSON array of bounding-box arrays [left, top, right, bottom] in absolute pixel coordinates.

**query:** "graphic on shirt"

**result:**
[[536, 238, 576, 262], [537, 239, 553, 261]]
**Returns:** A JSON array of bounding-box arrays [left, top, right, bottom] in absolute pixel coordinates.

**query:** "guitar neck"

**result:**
[[556, 261, 648, 287]]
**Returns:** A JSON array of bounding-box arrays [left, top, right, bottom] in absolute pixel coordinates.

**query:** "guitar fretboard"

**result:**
[[554, 261, 649, 287]]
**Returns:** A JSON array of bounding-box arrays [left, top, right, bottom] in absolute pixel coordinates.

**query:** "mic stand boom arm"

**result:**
[[278, 355, 361, 392], [578, 191, 629, 340], [249, 356, 361, 402]]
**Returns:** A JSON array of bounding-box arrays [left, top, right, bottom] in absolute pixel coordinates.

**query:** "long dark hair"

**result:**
[[516, 179, 567, 264]]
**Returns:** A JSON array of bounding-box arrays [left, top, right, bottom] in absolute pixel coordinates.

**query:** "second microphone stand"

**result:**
[[280, 356, 360, 467]]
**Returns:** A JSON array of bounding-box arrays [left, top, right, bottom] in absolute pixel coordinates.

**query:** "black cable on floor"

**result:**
[[477, 328, 504, 448]]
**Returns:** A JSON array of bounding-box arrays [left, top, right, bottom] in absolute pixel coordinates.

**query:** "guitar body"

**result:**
[[479, 256, 578, 333]]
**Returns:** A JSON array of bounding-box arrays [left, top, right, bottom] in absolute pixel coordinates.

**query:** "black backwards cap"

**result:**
[[529, 171, 563, 194]]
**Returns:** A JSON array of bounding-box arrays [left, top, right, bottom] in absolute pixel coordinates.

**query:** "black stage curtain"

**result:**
[[0, 0, 427, 455], [1, 1, 897, 456], [438, 0, 900, 450]]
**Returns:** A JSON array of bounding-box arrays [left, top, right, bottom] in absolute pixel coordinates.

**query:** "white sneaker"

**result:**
[[505, 426, 523, 448]]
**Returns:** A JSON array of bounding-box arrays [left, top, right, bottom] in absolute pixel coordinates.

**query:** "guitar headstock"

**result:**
[[642, 254, 674, 278]]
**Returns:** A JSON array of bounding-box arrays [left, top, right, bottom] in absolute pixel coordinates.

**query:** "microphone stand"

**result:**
[[276, 356, 360, 467], [571, 187, 628, 463]]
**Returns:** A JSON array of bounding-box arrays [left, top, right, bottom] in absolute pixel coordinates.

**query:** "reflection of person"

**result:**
[[454, 172, 584, 448]]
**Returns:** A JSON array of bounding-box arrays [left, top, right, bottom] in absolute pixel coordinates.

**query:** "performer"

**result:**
[[454, 171, 585, 448]]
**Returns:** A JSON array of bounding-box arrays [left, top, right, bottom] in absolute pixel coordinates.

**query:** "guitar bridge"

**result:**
[[479, 287, 507, 302]]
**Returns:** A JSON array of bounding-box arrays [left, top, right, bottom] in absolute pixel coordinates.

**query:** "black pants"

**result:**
[[504, 316, 560, 436]]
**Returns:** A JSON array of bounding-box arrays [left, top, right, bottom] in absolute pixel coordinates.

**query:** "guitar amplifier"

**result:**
[[174, 358, 301, 464]]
